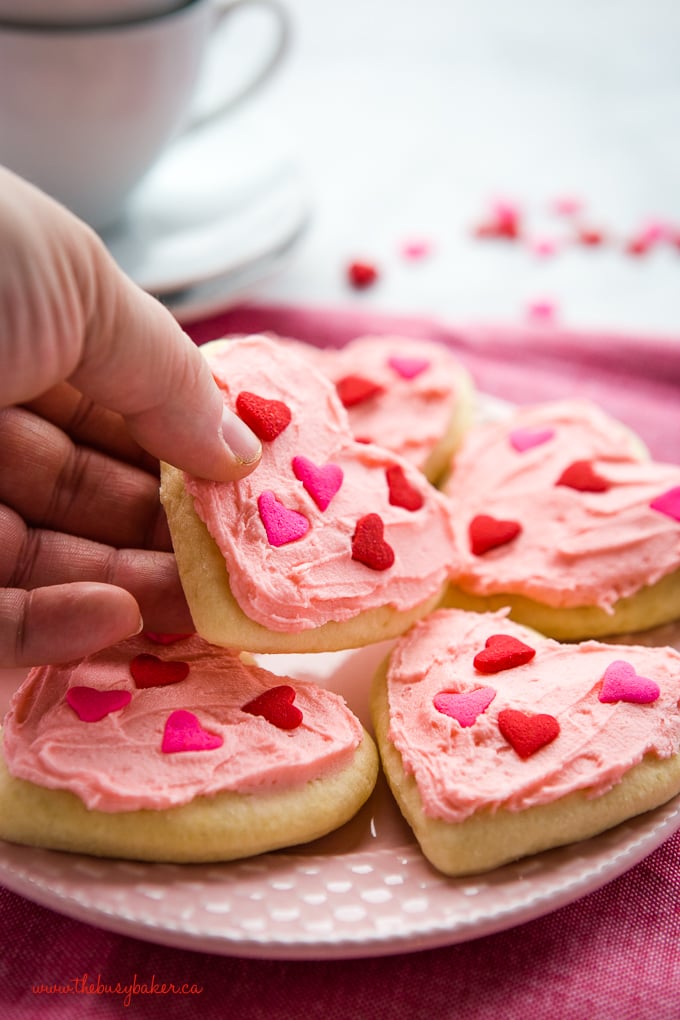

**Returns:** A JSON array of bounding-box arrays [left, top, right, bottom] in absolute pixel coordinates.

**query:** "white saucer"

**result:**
[[160, 232, 302, 324], [101, 135, 310, 301]]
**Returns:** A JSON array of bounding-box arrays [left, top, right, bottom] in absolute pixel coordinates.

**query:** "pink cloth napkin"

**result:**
[[1, 303, 679, 1020]]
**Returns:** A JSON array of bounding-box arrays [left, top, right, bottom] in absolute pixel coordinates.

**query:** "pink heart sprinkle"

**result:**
[[531, 238, 558, 258], [66, 686, 131, 722], [292, 455, 343, 511], [433, 687, 496, 727], [258, 491, 310, 546], [399, 238, 433, 260], [161, 710, 223, 753], [387, 355, 430, 380], [552, 196, 583, 217], [599, 661, 660, 705], [527, 300, 557, 323], [509, 427, 556, 453], [650, 486, 680, 522]]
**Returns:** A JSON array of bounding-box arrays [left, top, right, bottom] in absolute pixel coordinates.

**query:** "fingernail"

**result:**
[[221, 409, 262, 465]]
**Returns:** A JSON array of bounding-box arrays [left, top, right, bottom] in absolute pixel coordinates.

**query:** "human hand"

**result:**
[[0, 168, 261, 667]]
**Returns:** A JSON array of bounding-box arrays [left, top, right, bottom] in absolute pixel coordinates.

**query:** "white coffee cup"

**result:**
[[0, 0, 289, 230], [0, 1, 185, 24]]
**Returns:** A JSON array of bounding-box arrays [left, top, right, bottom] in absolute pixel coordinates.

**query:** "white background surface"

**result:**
[[191, 0, 680, 335]]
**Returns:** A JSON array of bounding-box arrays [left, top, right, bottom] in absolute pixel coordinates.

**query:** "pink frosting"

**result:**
[[257, 334, 468, 470], [444, 400, 680, 610], [386, 608, 680, 822], [185, 336, 457, 631], [2, 633, 363, 812]]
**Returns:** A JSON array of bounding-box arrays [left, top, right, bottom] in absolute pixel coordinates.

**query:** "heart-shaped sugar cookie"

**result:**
[[444, 400, 680, 631], [175, 336, 457, 645], [382, 608, 680, 825], [279, 334, 472, 476], [2, 632, 370, 819], [377, 607, 680, 876]]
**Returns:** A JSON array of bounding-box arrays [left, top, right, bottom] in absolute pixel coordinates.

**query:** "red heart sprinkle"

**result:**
[[129, 653, 190, 689], [626, 237, 651, 257], [162, 710, 223, 753], [556, 460, 610, 492], [235, 391, 291, 441], [474, 219, 520, 240], [473, 203, 521, 241], [336, 375, 385, 408], [473, 634, 536, 674], [347, 260, 379, 288], [142, 631, 194, 645], [577, 227, 605, 246], [497, 708, 560, 759], [351, 513, 395, 571], [469, 515, 522, 555], [242, 684, 303, 730], [66, 686, 131, 722], [386, 464, 424, 511]]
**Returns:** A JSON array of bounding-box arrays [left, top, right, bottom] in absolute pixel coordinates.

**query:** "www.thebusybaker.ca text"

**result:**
[[32, 973, 204, 1008]]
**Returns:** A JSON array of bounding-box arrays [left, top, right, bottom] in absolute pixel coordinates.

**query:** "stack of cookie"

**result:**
[[1, 333, 679, 876]]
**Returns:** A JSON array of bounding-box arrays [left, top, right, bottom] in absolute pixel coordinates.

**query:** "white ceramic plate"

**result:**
[[1, 627, 679, 961], [1, 392, 678, 959]]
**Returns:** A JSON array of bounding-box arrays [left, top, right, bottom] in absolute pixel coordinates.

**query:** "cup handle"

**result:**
[[184, 0, 290, 132]]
